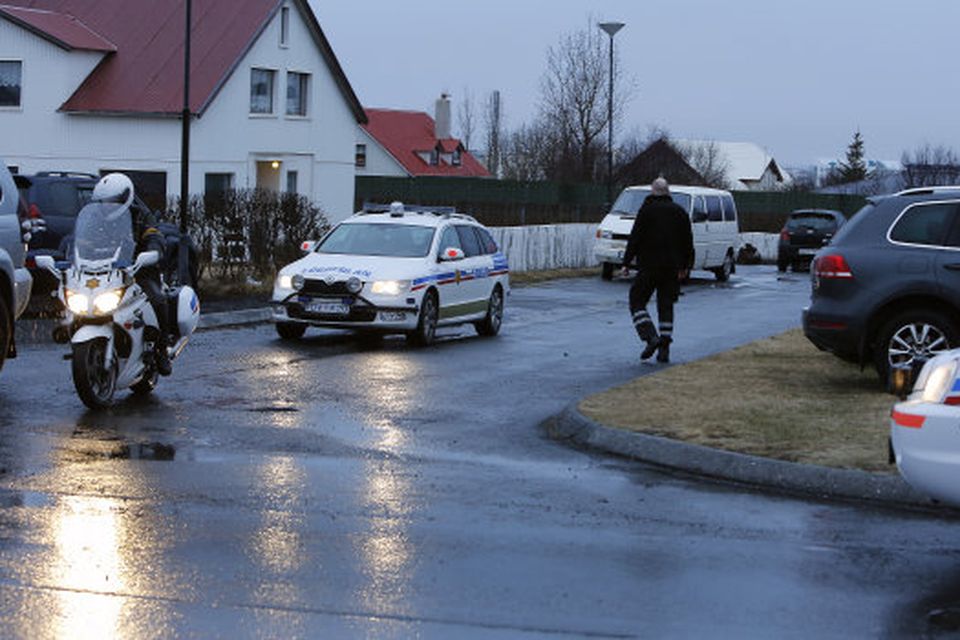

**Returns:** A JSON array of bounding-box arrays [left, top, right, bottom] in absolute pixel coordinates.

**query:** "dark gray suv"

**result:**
[[803, 187, 960, 381]]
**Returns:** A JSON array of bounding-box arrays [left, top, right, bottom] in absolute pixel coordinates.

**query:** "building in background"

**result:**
[[0, 0, 365, 222], [357, 95, 490, 178]]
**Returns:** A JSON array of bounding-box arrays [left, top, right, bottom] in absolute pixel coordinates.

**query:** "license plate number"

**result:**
[[306, 301, 350, 315]]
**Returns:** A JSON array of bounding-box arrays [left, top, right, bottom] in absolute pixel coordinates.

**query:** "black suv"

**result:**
[[15, 172, 198, 296], [777, 209, 845, 272], [803, 187, 960, 381]]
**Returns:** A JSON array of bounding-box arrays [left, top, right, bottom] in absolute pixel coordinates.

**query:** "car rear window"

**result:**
[[786, 214, 838, 232], [474, 227, 498, 254], [34, 181, 84, 216], [889, 203, 958, 246]]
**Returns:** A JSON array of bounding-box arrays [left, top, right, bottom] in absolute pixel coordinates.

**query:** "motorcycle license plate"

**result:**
[[306, 301, 350, 315]]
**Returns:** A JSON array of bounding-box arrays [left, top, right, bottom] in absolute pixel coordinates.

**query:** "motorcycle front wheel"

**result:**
[[72, 338, 118, 409]]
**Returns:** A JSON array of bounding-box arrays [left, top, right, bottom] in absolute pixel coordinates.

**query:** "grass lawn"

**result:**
[[509, 267, 600, 286], [579, 329, 897, 473]]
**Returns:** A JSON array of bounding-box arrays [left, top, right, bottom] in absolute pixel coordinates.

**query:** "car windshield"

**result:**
[[611, 189, 692, 217], [73, 202, 135, 263], [317, 222, 436, 257], [786, 214, 839, 232]]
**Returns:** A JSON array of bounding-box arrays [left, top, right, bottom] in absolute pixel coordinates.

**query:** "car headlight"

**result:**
[[66, 291, 89, 315], [93, 289, 124, 314], [370, 280, 410, 295], [277, 274, 293, 290]]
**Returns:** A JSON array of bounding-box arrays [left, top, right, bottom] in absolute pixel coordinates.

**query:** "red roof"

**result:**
[[0, 4, 115, 51], [0, 0, 365, 120], [363, 108, 490, 178]]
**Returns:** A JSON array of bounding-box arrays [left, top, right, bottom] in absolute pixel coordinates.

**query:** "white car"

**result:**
[[890, 351, 960, 505], [271, 203, 509, 345], [594, 185, 739, 282]]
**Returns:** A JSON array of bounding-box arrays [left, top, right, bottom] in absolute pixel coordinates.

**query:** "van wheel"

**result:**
[[874, 309, 959, 383], [601, 263, 615, 280], [0, 295, 9, 373], [713, 253, 734, 282]]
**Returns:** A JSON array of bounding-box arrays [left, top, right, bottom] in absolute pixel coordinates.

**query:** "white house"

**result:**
[[675, 140, 791, 191], [0, 0, 366, 222]]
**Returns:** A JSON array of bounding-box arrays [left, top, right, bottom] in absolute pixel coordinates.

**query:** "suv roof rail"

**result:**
[[34, 171, 98, 179], [895, 185, 960, 197], [360, 201, 459, 216]]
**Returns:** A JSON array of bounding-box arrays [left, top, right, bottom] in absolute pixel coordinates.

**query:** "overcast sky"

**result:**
[[311, 0, 959, 167]]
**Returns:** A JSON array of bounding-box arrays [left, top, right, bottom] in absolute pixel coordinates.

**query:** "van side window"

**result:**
[[721, 195, 737, 222], [692, 197, 708, 223], [706, 196, 723, 222], [892, 203, 958, 246]]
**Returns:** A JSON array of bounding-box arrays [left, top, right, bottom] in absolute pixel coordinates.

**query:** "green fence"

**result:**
[[355, 176, 869, 231]]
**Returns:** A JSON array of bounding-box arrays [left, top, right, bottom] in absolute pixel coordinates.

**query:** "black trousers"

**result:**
[[137, 272, 170, 340], [629, 266, 679, 342]]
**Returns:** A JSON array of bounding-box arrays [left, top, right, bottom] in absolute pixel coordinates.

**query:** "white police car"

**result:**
[[890, 350, 960, 505], [272, 203, 509, 345]]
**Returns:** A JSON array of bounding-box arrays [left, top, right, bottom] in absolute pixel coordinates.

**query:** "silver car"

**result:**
[[0, 159, 33, 373]]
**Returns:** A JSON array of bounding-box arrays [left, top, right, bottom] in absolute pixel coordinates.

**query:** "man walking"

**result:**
[[620, 177, 694, 363]]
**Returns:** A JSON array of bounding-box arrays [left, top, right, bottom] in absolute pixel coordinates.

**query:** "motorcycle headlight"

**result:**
[[66, 291, 89, 315], [93, 289, 124, 314], [370, 280, 410, 296]]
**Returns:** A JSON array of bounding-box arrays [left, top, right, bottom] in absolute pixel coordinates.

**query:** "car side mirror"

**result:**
[[439, 247, 465, 262], [300, 240, 317, 254]]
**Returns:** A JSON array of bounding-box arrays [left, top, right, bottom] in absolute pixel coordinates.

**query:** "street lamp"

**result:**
[[598, 21, 624, 206]]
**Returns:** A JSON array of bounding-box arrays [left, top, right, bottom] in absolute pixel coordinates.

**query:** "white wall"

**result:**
[[355, 127, 408, 178], [0, 1, 359, 223]]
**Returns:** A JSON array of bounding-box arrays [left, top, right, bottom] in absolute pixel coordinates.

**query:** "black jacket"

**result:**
[[621, 194, 694, 271]]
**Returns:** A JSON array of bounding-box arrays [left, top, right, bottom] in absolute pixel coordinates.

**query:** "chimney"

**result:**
[[434, 93, 451, 139]]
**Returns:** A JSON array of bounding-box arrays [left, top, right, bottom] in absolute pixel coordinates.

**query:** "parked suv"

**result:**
[[803, 187, 960, 382], [777, 209, 845, 272], [0, 161, 33, 373], [16, 172, 198, 294]]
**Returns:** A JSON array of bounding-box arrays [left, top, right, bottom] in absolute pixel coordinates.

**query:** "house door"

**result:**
[[255, 160, 282, 192]]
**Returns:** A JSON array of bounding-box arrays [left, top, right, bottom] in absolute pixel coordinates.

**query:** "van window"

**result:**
[[611, 189, 692, 217], [721, 195, 737, 222], [890, 203, 958, 246], [692, 197, 707, 223], [706, 196, 723, 222]]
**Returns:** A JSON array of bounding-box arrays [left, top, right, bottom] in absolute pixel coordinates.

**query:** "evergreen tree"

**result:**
[[838, 130, 869, 183]]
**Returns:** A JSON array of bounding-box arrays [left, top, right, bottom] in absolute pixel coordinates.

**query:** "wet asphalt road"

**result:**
[[1, 265, 959, 638]]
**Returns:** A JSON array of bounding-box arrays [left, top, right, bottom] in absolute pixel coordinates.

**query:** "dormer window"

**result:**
[[452, 148, 462, 166], [429, 148, 439, 166], [0, 61, 22, 108]]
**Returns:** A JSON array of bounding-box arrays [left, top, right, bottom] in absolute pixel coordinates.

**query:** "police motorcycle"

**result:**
[[35, 186, 199, 409]]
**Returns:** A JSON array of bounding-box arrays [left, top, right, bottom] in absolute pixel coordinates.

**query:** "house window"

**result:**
[[0, 61, 22, 107], [286, 72, 309, 116], [204, 172, 233, 196], [355, 144, 367, 168], [280, 6, 290, 46], [286, 170, 298, 194], [452, 148, 462, 166], [250, 68, 275, 114], [429, 148, 439, 166]]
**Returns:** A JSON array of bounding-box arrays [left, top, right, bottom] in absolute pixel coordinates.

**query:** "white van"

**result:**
[[593, 185, 740, 281]]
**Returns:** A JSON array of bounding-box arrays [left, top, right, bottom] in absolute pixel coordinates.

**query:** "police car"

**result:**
[[890, 350, 960, 505], [272, 203, 509, 345]]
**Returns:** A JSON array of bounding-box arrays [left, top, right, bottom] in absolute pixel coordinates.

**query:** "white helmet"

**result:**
[[92, 172, 134, 208]]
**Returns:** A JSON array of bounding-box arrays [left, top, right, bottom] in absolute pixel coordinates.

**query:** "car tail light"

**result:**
[[28, 203, 43, 220], [814, 254, 853, 279], [779, 228, 790, 242]]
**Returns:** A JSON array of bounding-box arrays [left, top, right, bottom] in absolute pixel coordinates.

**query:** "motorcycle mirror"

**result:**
[[34, 255, 58, 274], [134, 250, 160, 270]]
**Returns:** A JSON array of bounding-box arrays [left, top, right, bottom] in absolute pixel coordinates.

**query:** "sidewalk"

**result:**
[[546, 402, 942, 511]]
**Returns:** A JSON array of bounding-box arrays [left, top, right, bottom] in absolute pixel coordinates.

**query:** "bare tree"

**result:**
[[501, 123, 561, 181], [901, 144, 960, 187], [538, 19, 632, 182], [675, 140, 730, 189], [456, 88, 476, 151]]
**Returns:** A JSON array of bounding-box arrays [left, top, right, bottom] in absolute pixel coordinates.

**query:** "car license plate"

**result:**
[[798, 248, 817, 256], [306, 301, 350, 315]]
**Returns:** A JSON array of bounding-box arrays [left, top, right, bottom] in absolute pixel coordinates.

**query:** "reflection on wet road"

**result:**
[[1, 266, 959, 637]]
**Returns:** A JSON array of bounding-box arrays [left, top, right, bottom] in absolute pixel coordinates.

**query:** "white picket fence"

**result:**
[[490, 224, 780, 272]]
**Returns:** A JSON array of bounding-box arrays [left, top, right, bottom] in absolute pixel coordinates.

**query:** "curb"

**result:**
[[18, 307, 272, 344], [547, 401, 942, 510]]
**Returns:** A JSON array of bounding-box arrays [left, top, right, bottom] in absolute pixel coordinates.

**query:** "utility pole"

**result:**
[[598, 21, 625, 206]]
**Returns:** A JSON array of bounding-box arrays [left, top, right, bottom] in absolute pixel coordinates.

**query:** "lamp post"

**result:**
[[179, 0, 192, 285], [598, 21, 624, 205]]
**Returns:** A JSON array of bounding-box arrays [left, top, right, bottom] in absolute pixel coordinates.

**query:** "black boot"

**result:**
[[641, 336, 660, 360], [155, 335, 172, 376], [656, 337, 672, 363], [639, 323, 659, 360]]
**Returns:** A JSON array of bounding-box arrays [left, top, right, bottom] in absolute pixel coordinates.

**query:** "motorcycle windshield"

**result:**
[[74, 203, 136, 265]]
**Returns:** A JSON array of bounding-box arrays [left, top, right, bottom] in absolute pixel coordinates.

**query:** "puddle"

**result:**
[[62, 440, 176, 462], [247, 406, 300, 413]]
